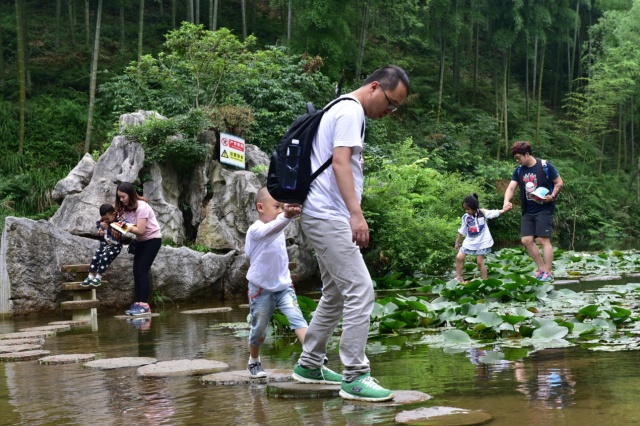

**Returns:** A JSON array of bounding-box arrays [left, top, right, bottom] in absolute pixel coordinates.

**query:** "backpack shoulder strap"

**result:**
[[540, 159, 550, 181]]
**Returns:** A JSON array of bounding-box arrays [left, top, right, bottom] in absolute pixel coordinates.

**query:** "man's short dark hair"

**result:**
[[511, 141, 532, 156], [99, 203, 116, 216], [363, 65, 411, 93]]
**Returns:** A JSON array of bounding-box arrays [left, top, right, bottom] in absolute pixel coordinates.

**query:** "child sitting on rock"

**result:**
[[81, 204, 127, 287]]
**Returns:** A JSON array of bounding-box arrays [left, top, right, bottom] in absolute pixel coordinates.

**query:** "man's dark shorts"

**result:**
[[521, 210, 553, 238]]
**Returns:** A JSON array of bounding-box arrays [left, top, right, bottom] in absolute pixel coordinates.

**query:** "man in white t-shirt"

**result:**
[[291, 65, 410, 402]]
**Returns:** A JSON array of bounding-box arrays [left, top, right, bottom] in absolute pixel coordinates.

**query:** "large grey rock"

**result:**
[[3, 110, 320, 314], [49, 133, 146, 237], [143, 163, 186, 244], [0, 217, 238, 315], [196, 166, 261, 251], [118, 110, 165, 133], [49, 111, 187, 244], [51, 153, 96, 202], [245, 144, 270, 182]]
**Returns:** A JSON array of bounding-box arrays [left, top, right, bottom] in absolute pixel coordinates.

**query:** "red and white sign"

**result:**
[[219, 133, 245, 169]]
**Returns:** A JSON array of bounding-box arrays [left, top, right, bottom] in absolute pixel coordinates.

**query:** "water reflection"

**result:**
[[1, 303, 640, 425], [514, 361, 576, 410]]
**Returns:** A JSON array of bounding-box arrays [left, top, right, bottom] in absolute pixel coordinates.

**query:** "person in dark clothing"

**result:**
[[503, 141, 564, 282]]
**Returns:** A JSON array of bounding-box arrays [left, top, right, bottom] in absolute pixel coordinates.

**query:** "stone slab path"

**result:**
[[0, 330, 57, 340], [395, 406, 493, 425], [38, 354, 97, 365], [137, 359, 229, 377], [0, 350, 51, 361], [265, 382, 341, 399], [343, 390, 432, 407], [0, 338, 45, 346], [84, 357, 157, 370], [581, 275, 622, 281], [554, 279, 580, 285], [201, 369, 293, 386], [0, 344, 42, 354], [180, 307, 233, 314], [19, 325, 71, 333], [48, 320, 89, 327]]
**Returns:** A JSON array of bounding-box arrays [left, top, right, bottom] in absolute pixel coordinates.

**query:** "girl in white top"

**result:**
[[454, 194, 509, 281]]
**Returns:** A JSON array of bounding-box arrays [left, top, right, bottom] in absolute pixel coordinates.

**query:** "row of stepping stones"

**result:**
[[0, 306, 492, 424]]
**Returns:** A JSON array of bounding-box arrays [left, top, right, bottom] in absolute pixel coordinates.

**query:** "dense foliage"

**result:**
[[2, 0, 640, 276]]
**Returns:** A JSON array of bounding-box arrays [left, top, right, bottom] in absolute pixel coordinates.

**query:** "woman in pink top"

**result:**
[[115, 182, 162, 316]]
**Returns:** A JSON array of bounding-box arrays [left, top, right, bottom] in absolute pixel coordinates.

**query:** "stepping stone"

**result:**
[[581, 275, 622, 282], [201, 369, 294, 386], [343, 390, 432, 407], [0, 331, 56, 340], [113, 313, 160, 319], [180, 307, 233, 314], [48, 320, 89, 327], [19, 325, 71, 333], [0, 338, 45, 346], [238, 304, 250, 309], [0, 344, 42, 354], [0, 350, 51, 362], [395, 406, 492, 425], [137, 359, 229, 377], [84, 357, 157, 370], [265, 382, 340, 399], [61, 300, 99, 310], [38, 354, 97, 365], [554, 279, 580, 285]]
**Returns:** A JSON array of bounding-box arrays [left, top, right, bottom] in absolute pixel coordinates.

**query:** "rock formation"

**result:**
[[0, 111, 319, 316]]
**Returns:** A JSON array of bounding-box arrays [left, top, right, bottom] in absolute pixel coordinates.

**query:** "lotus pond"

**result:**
[[1, 247, 640, 425]]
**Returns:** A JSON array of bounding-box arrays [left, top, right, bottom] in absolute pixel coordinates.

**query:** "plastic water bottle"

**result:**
[[283, 142, 300, 190]]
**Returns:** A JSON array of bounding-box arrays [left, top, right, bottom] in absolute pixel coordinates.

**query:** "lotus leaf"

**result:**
[[477, 311, 503, 327], [532, 323, 569, 340], [443, 329, 472, 344]]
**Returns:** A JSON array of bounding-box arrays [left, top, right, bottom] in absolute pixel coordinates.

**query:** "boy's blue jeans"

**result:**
[[248, 283, 308, 347]]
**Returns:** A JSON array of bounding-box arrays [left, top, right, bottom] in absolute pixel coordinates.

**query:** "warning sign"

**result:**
[[219, 133, 245, 169]]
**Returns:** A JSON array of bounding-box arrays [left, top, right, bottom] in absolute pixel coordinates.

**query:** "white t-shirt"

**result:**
[[458, 209, 501, 251], [121, 200, 162, 242], [303, 96, 365, 223], [245, 213, 294, 292]]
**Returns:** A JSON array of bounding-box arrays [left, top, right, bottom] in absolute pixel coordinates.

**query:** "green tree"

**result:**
[[15, 0, 26, 155], [85, 0, 103, 153]]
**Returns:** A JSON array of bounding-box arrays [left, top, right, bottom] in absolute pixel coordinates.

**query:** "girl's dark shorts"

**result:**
[[521, 210, 553, 238]]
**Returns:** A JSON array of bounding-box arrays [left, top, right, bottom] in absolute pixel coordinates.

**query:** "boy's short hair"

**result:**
[[99, 203, 116, 217], [511, 141, 532, 156], [255, 187, 271, 208]]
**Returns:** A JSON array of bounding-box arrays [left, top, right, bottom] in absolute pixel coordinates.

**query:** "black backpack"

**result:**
[[267, 97, 359, 204]]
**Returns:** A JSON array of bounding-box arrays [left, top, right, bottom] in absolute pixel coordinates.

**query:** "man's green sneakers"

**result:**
[[292, 363, 342, 385], [339, 373, 395, 402]]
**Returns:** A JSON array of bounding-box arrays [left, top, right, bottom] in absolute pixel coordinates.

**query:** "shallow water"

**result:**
[[1, 286, 640, 426]]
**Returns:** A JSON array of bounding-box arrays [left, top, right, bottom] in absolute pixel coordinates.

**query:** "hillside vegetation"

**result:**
[[1, 0, 640, 275]]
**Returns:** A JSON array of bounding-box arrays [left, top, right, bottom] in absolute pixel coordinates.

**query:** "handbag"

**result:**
[[128, 239, 137, 254]]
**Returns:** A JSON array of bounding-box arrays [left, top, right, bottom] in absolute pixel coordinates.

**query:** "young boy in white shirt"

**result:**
[[245, 187, 308, 378]]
